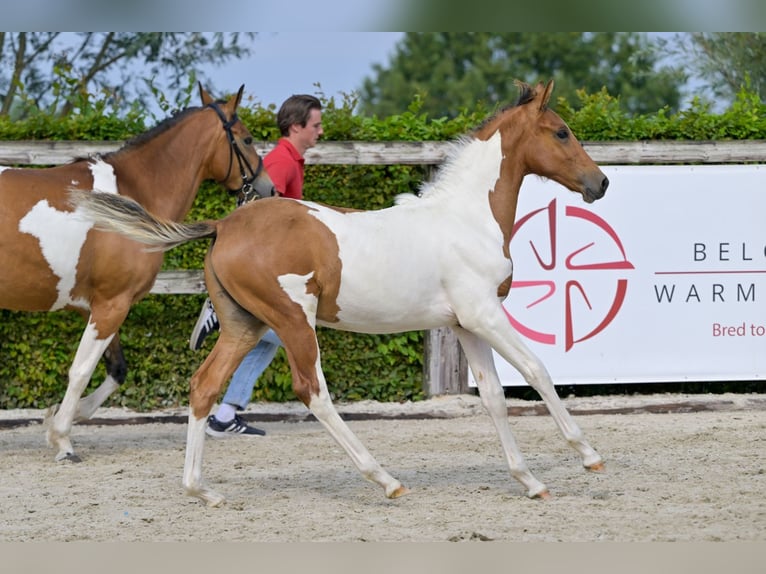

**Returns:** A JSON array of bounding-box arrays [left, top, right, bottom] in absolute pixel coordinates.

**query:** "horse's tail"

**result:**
[[69, 190, 217, 252]]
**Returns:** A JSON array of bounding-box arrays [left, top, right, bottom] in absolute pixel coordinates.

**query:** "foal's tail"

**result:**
[[69, 190, 217, 252]]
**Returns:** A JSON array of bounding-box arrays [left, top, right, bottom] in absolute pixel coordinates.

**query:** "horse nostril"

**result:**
[[601, 176, 609, 193]]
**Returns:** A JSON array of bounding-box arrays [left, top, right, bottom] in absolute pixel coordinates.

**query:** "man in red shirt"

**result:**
[[189, 94, 323, 437], [263, 94, 323, 199]]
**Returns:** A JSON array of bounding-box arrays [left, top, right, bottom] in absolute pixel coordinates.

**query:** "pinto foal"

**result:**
[[73, 80, 608, 505]]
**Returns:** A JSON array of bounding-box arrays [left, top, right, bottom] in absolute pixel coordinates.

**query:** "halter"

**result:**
[[206, 102, 271, 204]]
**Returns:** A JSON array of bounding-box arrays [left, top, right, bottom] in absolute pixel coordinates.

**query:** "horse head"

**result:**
[[481, 80, 609, 204], [199, 83, 275, 202]]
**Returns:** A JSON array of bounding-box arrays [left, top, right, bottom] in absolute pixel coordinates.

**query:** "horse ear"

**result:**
[[199, 83, 215, 106], [539, 80, 554, 111], [232, 85, 245, 110]]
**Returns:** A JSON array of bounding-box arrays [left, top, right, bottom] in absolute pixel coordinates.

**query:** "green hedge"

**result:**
[[1, 87, 764, 410]]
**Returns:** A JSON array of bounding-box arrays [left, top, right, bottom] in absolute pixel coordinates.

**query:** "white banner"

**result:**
[[480, 164, 766, 386]]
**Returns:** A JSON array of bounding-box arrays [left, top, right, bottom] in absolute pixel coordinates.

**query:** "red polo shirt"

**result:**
[[264, 138, 305, 199]]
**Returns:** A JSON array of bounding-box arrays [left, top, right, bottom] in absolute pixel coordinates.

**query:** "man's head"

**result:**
[[277, 94, 323, 154]]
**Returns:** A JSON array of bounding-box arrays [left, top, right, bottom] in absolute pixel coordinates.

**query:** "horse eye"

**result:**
[[243, 136, 253, 146], [555, 128, 569, 141]]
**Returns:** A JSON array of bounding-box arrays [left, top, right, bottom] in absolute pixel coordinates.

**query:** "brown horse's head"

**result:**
[[478, 80, 608, 204], [199, 83, 275, 201]]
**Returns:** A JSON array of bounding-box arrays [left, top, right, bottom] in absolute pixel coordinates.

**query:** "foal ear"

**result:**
[[538, 79, 554, 111], [199, 83, 215, 106]]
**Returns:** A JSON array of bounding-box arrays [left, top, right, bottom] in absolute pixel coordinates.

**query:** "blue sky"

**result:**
[[201, 32, 405, 109]]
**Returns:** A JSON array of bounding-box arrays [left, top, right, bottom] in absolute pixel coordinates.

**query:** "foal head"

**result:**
[[199, 84, 275, 202], [478, 80, 608, 204]]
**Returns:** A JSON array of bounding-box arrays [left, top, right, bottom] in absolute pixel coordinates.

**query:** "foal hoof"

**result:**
[[586, 461, 605, 473], [186, 487, 226, 508], [55, 452, 82, 463], [206, 496, 226, 508], [387, 485, 411, 499]]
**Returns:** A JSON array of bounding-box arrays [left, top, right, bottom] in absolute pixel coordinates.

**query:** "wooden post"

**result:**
[[423, 327, 469, 396]]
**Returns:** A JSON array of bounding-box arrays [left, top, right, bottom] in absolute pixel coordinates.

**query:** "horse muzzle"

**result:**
[[583, 174, 609, 203]]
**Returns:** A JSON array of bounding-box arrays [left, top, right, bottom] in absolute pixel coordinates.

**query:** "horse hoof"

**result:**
[[533, 489, 552, 500], [206, 497, 226, 508], [586, 461, 605, 473], [186, 487, 226, 508], [55, 451, 82, 463], [387, 485, 411, 499]]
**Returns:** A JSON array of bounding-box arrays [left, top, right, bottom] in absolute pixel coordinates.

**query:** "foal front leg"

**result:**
[[45, 320, 115, 462], [465, 312, 604, 472], [453, 326, 549, 498], [72, 336, 126, 421]]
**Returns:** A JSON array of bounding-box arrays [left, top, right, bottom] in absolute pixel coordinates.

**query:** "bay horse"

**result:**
[[0, 84, 274, 462], [72, 80, 608, 505]]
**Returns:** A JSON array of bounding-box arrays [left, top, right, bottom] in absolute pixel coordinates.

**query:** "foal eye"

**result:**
[[555, 128, 569, 141]]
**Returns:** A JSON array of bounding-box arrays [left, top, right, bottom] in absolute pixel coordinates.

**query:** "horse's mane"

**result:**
[[72, 106, 205, 164]]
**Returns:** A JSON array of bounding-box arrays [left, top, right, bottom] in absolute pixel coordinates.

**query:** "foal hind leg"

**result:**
[[183, 305, 268, 506], [453, 326, 549, 498], [45, 320, 115, 462], [183, 342, 248, 506], [73, 335, 126, 421], [183, 339, 256, 507], [283, 326, 408, 499]]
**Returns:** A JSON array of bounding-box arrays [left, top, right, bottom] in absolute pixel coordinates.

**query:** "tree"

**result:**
[[0, 32, 255, 118], [684, 33, 766, 103], [358, 32, 685, 118]]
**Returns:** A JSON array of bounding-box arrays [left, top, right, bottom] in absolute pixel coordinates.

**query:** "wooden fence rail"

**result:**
[[2, 139, 766, 167], [4, 139, 766, 396]]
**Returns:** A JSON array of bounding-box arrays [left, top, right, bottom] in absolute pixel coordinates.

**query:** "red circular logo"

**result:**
[[504, 198, 634, 351]]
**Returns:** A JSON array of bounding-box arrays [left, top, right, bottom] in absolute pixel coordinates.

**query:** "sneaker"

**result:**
[[189, 298, 219, 350], [205, 414, 266, 438]]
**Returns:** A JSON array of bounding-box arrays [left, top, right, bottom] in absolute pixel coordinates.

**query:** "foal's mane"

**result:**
[[397, 82, 541, 204], [472, 81, 539, 135]]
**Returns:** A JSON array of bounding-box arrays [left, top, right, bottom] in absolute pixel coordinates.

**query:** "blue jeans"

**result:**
[[221, 329, 282, 409]]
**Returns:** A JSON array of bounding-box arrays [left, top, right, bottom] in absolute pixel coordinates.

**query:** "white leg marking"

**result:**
[[74, 375, 119, 421], [462, 309, 603, 470], [308, 362, 407, 498], [453, 326, 548, 498], [45, 320, 114, 461], [279, 272, 407, 497], [183, 409, 225, 507]]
